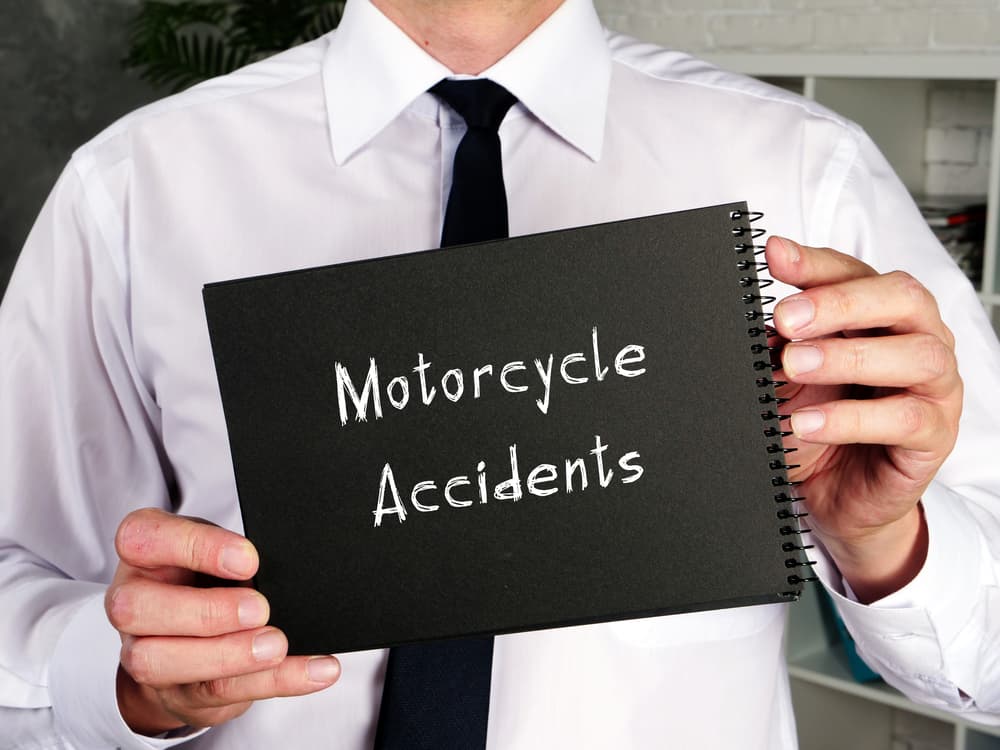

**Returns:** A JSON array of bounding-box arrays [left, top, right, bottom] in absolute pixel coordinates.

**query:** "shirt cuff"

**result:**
[[49, 591, 209, 748], [812, 482, 984, 699]]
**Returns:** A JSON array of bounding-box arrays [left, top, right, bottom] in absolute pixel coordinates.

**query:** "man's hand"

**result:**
[[105, 508, 340, 735], [766, 237, 963, 604]]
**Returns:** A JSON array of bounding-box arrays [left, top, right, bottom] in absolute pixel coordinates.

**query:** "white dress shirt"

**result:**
[[2, 0, 999, 747]]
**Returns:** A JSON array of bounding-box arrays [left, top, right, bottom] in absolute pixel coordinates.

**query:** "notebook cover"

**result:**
[[203, 201, 804, 655]]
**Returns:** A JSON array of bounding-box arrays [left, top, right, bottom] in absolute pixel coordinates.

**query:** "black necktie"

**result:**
[[372, 79, 516, 750], [433, 78, 518, 247]]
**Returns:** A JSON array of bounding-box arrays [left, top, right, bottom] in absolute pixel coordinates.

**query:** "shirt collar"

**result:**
[[323, 0, 611, 165]]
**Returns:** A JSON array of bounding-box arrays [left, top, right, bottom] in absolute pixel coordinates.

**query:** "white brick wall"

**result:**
[[593, 0, 1000, 53], [926, 127, 978, 165], [925, 82, 994, 195], [592, 1, 999, 198]]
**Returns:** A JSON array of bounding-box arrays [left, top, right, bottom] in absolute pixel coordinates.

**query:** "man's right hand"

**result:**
[[105, 508, 341, 735]]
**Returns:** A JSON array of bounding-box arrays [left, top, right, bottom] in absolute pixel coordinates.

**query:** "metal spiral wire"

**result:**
[[730, 209, 818, 595]]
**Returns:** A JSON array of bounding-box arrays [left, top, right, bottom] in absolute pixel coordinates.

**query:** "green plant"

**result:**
[[124, 0, 345, 93]]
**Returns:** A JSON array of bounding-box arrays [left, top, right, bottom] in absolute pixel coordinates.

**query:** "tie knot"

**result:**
[[430, 79, 517, 132]]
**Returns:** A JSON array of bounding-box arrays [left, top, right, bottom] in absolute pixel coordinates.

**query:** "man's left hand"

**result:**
[[766, 236, 963, 603]]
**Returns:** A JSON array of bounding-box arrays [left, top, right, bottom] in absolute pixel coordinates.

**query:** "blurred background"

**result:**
[[3, 0, 156, 290], [2, 2, 1000, 749], [3, 0, 999, 296]]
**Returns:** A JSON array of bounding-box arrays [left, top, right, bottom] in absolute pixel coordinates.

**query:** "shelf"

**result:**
[[752, 54, 1000, 750], [711, 59, 1000, 335], [789, 647, 1000, 740], [701, 53, 1000, 81], [788, 585, 1000, 749]]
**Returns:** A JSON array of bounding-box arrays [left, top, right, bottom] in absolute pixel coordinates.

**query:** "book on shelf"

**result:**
[[915, 194, 987, 287]]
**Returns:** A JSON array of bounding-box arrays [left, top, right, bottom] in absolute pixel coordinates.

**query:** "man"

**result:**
[[1, 0, 998, 746]]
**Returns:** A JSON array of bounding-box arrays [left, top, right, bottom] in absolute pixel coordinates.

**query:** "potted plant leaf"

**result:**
[[125, 0, 346, 92]]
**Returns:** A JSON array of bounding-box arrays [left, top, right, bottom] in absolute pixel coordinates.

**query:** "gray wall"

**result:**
[[1, 0, 155, 293]]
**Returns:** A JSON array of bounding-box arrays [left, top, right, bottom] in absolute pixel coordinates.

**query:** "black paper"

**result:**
[[204, 202, 804, 654]]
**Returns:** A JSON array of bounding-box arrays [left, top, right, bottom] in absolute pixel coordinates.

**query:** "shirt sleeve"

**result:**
[[0, 156, 205, 747], [809, 123, 1000, 725]]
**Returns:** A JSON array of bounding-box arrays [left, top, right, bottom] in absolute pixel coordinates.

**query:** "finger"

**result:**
[[115, 508, 258, 580], [111, 558, 196, 588], [781, 333, 960, 396], [789, 394, 950, 452], [121, 627, 287, 689], [181, 655, 341, 709], [107, 579, 270, 637], [773, 271, 948, 341], [765, 236, 878, 289]]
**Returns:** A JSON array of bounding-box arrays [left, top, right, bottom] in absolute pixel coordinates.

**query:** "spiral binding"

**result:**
[[730, 208, 818, 597]]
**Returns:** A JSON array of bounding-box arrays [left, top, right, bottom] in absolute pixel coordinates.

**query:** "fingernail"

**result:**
[[791, 410, 825, 436], [252, 630, 285, 661], [777, 297, 814, 333], [220, 542, 256, 578], [238, 595, 269, 628], [307, 656, 340, 684], [784, 344, 823, 376], [779, 237, 800, 262]]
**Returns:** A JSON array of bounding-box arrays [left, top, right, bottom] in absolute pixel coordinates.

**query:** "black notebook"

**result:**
[[203, 201, 809, 655]]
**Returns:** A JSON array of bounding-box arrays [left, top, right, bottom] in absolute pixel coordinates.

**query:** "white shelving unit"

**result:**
[[702, 53, 1000, 336], [699, 53, 1000, 750], [786, 585, 1000, 750]]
